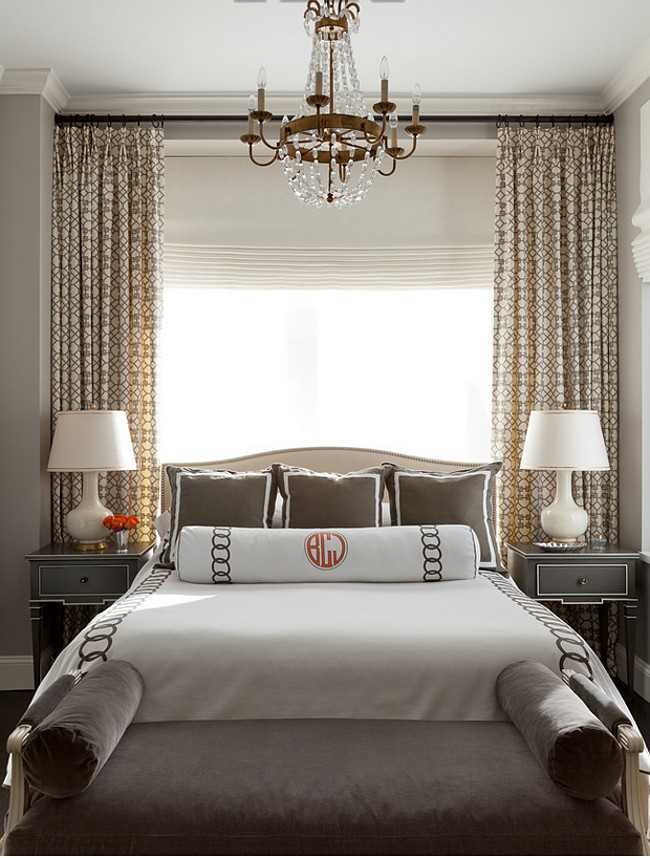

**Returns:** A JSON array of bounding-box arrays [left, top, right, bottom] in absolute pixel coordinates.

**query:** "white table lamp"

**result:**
[[48, 410, 137, 550], [520, 409, 610, 543]]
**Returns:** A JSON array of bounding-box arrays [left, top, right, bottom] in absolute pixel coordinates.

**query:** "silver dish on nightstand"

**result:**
[[533, 542, 587, 552]]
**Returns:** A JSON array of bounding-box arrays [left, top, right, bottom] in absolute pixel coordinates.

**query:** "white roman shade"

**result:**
[[163, 244, 494, 289]]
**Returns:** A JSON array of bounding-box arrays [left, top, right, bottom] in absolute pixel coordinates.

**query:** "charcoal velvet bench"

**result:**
[[3, 660, 649, 856]]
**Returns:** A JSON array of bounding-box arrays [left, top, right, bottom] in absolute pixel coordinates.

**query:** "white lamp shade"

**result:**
[[520, 410, 610, 471], [47, 410, 137, 472]]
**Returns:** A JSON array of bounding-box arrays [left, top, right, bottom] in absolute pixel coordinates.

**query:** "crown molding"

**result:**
[[602, 36, 650, 112], [62, 91, 605, 118], [0, 68, 69, 111]]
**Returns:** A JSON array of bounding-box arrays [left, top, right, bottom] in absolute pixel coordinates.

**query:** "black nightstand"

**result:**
[[26, 541, 155, 686], [506, 542, 639, 698]]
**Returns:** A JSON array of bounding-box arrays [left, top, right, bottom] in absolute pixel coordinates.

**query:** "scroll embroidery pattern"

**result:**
[[481, 570, 594, 679], [77, 565, 171, 667], [420, 525, 442, 581], [211, 527, 232, 583]]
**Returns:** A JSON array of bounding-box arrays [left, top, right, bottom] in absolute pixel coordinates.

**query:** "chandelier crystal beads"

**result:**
[[241, 0, 426, 208]]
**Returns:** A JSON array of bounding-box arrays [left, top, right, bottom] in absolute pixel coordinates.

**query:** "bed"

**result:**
[[26, 447, 646, 753], [5, 447, 650, 855]]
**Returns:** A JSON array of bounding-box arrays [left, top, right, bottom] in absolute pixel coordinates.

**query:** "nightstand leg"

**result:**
[[624, 600, 637, 702], [29, 604, 43, 688], [599, 602, 609, 667]]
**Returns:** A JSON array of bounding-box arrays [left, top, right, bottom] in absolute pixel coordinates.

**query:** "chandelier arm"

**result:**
[[390, 135, 419, 161], [361, 113, 388, 145], [378, 159, 398, 177], [248, 147, 281, 167], [258, 124, 284, 152]]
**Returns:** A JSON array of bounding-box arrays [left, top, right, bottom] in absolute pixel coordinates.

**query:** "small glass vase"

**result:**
[[115, 530, 129, 552]]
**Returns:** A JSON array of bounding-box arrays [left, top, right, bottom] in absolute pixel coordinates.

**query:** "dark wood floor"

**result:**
[[1, 683, 650, 829]]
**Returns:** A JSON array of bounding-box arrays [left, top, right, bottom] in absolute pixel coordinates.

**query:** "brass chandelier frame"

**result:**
[[241, 0, 426, 205]]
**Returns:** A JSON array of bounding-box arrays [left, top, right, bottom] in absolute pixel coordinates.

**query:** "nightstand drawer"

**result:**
[[37, 564, 130, 597], [537, 563, 628, 597]]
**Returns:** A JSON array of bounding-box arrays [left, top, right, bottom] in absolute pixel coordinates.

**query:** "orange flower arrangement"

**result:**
[[103, 514, 139, 533]]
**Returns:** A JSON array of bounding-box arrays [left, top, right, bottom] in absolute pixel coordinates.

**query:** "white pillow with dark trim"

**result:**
[[176, 524, 480, 584]]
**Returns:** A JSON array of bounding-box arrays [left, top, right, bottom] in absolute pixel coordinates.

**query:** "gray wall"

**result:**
[[0, 94, 53, 688], [616, 79, 650, 688]]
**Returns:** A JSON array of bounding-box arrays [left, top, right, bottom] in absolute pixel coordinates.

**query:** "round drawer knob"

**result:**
[[579, 577, 588, 585], [80, 577, 88, 585]]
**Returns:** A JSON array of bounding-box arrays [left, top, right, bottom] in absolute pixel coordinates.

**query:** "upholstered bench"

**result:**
[[3, 661, 648, 856]]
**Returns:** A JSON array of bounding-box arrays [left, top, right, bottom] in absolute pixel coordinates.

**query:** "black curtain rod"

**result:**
[[55, 112, 613, 127]]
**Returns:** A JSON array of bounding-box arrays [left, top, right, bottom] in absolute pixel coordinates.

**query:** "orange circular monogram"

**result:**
[[305, 531, 348, 569]]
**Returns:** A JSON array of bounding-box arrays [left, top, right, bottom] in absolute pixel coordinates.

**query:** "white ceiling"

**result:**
[[1, 0, 650, 114]]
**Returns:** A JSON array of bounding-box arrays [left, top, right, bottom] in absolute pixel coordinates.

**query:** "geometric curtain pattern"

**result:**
[[492, 124, 619, 669], [51, 125, 165, 545]]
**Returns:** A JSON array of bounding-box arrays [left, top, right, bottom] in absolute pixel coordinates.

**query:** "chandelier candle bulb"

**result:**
[[390, 112, 398, 148], [412, 83, 422, 125], [257, 66, 267, 112], [247, 95, 256, 134], [380, 56, 389, 102]]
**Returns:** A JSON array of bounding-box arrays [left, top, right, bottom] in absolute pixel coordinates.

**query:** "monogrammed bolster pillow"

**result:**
[[176, 524, 479, 583]]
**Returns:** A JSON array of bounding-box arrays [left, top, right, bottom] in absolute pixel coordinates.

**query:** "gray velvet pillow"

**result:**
[[383, 461, 502, 569], [273, 464, 390, 528], [162, 466, 277, 564], [496, 660, 623, 800], [22, 660, 144, 798]]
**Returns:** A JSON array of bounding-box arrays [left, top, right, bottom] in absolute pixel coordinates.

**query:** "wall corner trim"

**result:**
[[632, 101, 650, 283], [602, 35, 650, 113], [0, 68, 69, 112]]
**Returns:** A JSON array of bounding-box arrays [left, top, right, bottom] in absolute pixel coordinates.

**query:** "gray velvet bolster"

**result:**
[[569, 672, 631, 734], [22, 660, 144, 799], [19, 674, 78, 728], [496, 661, 623, 800]]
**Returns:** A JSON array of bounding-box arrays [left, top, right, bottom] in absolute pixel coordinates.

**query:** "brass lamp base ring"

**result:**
[[74, 540, 108, 552]]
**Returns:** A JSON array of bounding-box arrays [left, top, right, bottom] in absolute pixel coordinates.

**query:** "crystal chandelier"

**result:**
[[241, 0, 426, 208]]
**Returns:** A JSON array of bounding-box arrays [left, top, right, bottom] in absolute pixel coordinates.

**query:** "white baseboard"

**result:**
[[0, 656, 34, 690], [616, 643, 650, 703]]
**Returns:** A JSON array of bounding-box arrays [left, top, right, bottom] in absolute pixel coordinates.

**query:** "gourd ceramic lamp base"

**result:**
[[47, 410, 137, 551], [520, 410, 610, 543]]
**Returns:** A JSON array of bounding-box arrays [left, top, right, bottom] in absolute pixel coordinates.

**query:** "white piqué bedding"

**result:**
[[33, 548, 639, 747]]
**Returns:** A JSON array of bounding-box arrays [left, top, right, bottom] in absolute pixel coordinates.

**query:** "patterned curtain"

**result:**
[[492, 123, 618, 668], [51, 125, 165, 550]]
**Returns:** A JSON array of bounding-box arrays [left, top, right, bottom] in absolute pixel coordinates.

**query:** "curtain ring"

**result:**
[[518, 114, 524, 128], [535, 115, 540, 128]]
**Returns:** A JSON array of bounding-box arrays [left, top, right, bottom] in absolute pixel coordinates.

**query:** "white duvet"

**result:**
[[35, 552, 636, 734]]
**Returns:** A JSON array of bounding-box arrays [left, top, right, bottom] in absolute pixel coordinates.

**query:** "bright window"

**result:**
[[159, 287, 493, 463]]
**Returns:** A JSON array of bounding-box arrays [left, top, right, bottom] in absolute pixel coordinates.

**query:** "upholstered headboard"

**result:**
[[160, 446, 484, 511]]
